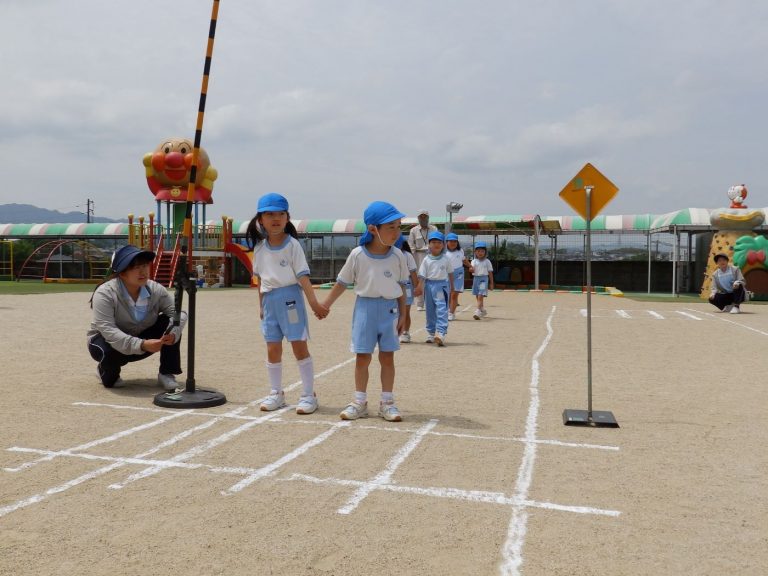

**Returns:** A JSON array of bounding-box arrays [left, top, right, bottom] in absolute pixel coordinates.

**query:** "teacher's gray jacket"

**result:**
[[87, 278, 176, 356]]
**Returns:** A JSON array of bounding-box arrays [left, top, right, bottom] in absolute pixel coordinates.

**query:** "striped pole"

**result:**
[[182, 0, 220, 268]]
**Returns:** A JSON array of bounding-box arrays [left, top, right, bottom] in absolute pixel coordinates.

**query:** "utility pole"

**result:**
[[86, 199, 94, 223]]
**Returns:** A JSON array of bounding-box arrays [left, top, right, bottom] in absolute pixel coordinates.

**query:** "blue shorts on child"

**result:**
[[261, 284, 309, 342], [351, 296, 400, 354], [472, 275, 489, 296]]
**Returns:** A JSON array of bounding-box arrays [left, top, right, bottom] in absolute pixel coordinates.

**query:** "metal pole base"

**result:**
[[153, 388, 227, 409], [562, 409, 619, 428]]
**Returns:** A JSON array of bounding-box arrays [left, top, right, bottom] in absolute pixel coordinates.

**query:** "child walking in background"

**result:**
[[445, 232, 468, 321], [248, 193, 328, 415], [323, 201, 409, 422], [415, 231, 453, 346], [395, 235, 418, 343], [470, 241, 494, 320]]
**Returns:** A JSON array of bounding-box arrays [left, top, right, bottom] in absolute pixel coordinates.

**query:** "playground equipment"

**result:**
[[16, 239, 111, 283], [701, 185, 766, 299], [0, 240, 12, 280]]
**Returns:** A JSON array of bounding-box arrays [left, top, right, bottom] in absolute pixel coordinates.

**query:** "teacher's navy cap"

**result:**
[[112, 245, 155, 273]]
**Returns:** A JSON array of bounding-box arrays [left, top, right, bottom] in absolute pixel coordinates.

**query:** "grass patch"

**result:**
[[0, 281, 98, 295]]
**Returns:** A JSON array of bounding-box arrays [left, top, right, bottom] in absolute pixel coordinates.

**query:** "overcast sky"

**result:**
[[1, 1, 767, 222]]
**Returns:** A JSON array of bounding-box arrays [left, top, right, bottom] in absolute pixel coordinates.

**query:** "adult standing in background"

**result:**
[[408, 209, 438, 310]]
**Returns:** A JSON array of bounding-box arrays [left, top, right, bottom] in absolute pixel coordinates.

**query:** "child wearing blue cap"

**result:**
[[247, 193, 328, 415], [415, 231, 454, 346], [322, 201, 409, 422], [394, 236, 418, 343], [470, 241, 494, 319], [445, 233, 468, 321]]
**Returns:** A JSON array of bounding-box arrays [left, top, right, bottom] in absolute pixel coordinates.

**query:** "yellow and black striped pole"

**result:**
[[155, 0, 226, 409], [182, 0, 220, 265]]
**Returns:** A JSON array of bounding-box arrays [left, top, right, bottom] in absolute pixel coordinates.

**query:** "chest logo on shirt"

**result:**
[[279, 259, 288, 267], [383, 270, 393, 278]]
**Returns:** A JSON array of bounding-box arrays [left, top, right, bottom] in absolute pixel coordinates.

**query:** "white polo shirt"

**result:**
[[252, 236, 310, 293], [471, 258, 493, 276], [337, 246, 409, 299], [418, 253, 453, 281], [446, 249, 465, 271]]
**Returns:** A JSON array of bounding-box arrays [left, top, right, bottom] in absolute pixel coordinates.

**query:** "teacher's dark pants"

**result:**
[[88, 314, 182, 387], [709, 285, 746, 310]]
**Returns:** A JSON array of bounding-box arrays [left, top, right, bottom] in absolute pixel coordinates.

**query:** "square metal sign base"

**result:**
[[563, 409, 619, 428]]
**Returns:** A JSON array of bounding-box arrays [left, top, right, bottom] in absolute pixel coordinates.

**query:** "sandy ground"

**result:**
[[0, 289, 766, 576]]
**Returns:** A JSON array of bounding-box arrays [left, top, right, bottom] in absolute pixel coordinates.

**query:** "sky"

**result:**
[[1, 0, 767, 223]]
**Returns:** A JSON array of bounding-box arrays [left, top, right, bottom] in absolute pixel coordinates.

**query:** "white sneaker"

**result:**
[[340, 401, 368, 420], [260, 390, 286, 411], [448, 313, 455, 321], [399, 331, 411, 343], [473, 309, 481, 320], [425, 334, 435, 343], [480, 308, 488, 317], [434, 333, 445, 347], [722, 305, 733, 313], [378, 401, 402, 422], [296, 393, 318, 415], [157, 373, 179, 392], [730, 306, 741, 314]]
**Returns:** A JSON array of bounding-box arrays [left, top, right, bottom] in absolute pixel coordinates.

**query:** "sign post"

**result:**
[[559, 163, 619, 427]]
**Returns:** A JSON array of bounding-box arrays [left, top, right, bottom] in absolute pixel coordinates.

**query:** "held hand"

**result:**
[[733, 281, 740, 289], [142, 339, 165, 353], [414, 286, 423, 297], [311, 300, 329, 319], [396, 315, 406, 335], [160, 333, 176, 346]]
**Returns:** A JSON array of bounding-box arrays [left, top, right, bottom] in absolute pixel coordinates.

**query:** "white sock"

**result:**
[[297, 356, 314, 397], [266, 361, 282, 393], [355, 391, 367, 405], [381, 392, 394, 404]]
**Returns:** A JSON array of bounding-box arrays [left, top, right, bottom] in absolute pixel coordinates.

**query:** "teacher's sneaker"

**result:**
[[730, 306, 741, 314], [425, 334, 435, 343], [296, 393, 318, 415], [378, 401, 402, 422], [157, 373, 179, 392], [722, 305, 733, 313], [260, 390, 286, 411], [340, 401, 368, 420]]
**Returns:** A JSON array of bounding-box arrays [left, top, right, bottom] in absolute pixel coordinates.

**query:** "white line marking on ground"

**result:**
[[287, 473, 620, 517], [647, 310, 664, 319], [223, 421, 350, 494], [675, 310, 701, 320], [684, 308, 768, 336], [500, 305, 556, 576], [3, 411, 188, 473], [615, 309, 631, 318], [337, 419, 438, 515]]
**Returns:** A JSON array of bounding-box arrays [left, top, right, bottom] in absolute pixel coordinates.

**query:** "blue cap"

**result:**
[[359, 201, 406, 245], [475, 241, 487, 249], [445, 232, 459, 241], [112, 245, 155, 273], [428, 231, 445, 243], [257, 192, 289, 213]]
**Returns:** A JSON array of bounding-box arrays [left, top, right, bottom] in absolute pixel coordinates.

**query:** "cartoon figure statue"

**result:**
[[726, 184, 748, 209], [143, 137, 218, 203]]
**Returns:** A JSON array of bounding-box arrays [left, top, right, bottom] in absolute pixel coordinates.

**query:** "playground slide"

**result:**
[[224, 242, 258, 287]]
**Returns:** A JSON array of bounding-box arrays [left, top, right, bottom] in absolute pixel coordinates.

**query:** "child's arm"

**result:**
[[414, 277, 424, 297], [396, 292, 406, 334], [409, 270, 418, 289], [448, 271, 455, 294], [258, 290, 264, 319], [322, 281, 348, 311], [298, 275, 328, 319], [489, 270, 495, 291]]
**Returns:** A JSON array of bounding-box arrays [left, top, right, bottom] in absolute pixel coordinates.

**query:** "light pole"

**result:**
[[445, 201, 463, 236]]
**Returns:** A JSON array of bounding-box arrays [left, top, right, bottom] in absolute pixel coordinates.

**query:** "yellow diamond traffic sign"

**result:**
[[559, 163, 619, 221]]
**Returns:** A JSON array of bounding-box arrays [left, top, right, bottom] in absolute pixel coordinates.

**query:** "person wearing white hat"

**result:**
[[407, 209, 437, 310]]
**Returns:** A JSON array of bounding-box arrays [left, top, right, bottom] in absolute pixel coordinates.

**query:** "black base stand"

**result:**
[[152, 246, 226, 410], [563, 409, 619, 428]]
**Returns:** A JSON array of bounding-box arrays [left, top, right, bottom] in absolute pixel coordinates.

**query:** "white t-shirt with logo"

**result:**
[[252, 236, 310, 293], [418, 253, 453, 281], [471, 257, 494, 276], [446, 249, 465, 271], [337, 246, 409, 299]]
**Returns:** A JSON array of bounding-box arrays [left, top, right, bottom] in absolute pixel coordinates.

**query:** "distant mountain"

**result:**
[[0, 203, 120, 224]]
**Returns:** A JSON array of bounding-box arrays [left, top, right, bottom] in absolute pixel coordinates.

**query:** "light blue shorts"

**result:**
[[351, 297, 400, 354], [261, 284, 309, 342], [404, 280, 414, 306], [452, 268, 465, 292], [472, 275, 489, 296]]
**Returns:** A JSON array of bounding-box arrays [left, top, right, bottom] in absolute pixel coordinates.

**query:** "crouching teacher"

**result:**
[[88, 245, 186, 390]]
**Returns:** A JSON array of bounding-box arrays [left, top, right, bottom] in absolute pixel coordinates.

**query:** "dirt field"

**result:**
[[1, 289, 766, 575]]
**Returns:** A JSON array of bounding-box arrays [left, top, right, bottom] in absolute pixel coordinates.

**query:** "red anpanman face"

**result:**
[[149, 138, 210, 186]]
